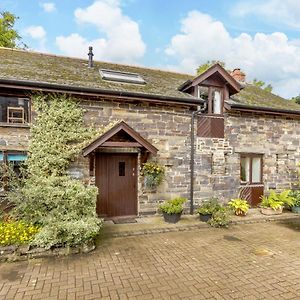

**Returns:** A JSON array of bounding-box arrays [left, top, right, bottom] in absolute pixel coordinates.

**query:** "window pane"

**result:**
[[119, 162, 125, 176], [241, 157, 250, 182], [252, 157, 262, 183], [198, 85, 209, 100], [0, 96, 29, 124], [7, 154, 27, 161], [213, 90, 222, 114]]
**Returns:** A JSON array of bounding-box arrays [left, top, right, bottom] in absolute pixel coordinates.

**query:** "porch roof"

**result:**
[[82, 121, 158, 156]]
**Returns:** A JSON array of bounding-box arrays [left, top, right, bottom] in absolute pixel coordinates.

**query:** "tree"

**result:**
[[291, 95, 300, 105], [0, 11, 24, 48], [252, 78, 273, 93], [197, 60, 226, 75]]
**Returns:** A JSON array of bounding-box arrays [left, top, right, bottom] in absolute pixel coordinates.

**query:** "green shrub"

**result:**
[[261, 190, 293, 210], [0, 221, 39, 246], [289, 190, 300, 207], [197, 198, 220, 215], [32, 218, 100, 248], [159, 197, 186, 214], [8, 94, 103, 248], [208, 207, 231, 228], [228, 198, 249, 215]]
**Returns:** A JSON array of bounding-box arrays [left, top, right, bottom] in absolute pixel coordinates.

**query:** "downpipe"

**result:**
[[190, 102, 207, 215]]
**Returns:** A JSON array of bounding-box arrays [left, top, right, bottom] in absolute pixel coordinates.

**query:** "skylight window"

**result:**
[[99, 69, 146, 85]]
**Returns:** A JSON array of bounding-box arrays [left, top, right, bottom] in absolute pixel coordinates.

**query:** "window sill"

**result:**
[[204, 114, 224, 118], [0, 122, 30, 128], [240, 182, 264, 186]]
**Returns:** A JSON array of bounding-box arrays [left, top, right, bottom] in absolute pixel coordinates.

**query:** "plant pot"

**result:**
[[199, 213, 212, 222], [162, 212, 182, 223], [235, 210, 247, 216], [292, 206, 300, 214], [261, 206, 283, 215]]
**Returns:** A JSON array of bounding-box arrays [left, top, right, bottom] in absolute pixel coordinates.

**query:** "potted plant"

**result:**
[[197, 198, 220, 222], [260, 190, 293, 215], [141, 162, 165, 190], [159, 197, 186, 223], [208, 206, 231, 228], [228, 198, 250, 216], [289, 190, 300, 213]]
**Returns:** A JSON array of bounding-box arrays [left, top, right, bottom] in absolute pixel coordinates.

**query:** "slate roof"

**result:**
[[0, 47, 193, 99], [231, 84, 300, 112], [1, 47, 300, 112]]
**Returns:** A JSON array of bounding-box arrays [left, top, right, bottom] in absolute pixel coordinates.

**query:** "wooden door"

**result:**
[[239, 185, 264, 207], [95, 153, 137, 217], [240, 154, 264, 207]]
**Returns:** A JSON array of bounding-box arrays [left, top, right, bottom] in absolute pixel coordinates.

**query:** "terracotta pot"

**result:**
[[260, 206, 283, 215], [162, 212, 182, 223], [199, 213, 212, 222]]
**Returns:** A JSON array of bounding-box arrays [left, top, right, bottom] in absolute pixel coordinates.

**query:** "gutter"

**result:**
[[227, 101, 300, 116], [0, 78, 204, 106], [190, 101, 207, 215]]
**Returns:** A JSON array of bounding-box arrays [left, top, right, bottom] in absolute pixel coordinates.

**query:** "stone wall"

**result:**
[[0, 125, 29, 151], [227, 111, 300, 191], [193, 111, 300, 206], [78, 98, 193, 215], [2, 95, 299, 215]]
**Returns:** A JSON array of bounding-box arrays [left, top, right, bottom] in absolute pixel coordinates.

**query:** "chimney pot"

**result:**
[[230, 68, 246, 82], [88, 46, 94, 68]]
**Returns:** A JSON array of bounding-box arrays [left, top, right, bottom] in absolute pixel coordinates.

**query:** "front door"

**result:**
[[95, 153, 137, 217]]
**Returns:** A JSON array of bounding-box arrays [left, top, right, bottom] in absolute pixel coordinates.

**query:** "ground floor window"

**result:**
[[240, 154, 263, 184], [0, 151, 27, 191]]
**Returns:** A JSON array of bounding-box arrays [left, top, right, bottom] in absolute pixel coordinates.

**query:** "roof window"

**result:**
[[99, 69, 146, 85]]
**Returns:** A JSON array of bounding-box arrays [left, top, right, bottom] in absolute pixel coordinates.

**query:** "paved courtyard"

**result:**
[[1, 219, 300, 300]]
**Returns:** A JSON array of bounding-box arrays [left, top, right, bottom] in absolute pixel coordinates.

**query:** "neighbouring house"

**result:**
[[0, 47, 300, 218]]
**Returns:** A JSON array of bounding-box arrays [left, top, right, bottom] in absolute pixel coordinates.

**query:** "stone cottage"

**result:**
[[0, 47, 299, 218]]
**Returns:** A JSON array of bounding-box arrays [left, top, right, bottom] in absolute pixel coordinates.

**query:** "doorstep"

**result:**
[[101, 209, 300, 238]]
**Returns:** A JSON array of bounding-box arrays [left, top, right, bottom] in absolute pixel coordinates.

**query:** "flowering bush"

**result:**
[[141, 162, 165, 188], [0, 220, 39, 246]]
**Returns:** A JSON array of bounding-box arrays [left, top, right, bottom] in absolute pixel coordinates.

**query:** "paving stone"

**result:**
[[1, 221, 300, 299]]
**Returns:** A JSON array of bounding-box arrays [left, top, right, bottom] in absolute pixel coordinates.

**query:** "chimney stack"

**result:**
[[230, 68, 246, 82], [88, 46, 94, 68]]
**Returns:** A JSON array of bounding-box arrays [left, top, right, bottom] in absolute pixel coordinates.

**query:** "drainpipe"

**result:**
[[190, 102, 207, 215]]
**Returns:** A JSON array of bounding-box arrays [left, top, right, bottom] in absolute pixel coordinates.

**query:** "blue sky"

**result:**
[[2, 0, 300, 98]]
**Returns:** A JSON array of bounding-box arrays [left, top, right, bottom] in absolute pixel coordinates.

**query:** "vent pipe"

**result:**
[[88, 46, 94, 68]]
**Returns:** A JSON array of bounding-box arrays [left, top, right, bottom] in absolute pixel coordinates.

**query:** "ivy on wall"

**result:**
[[9, 94, 106, 248]]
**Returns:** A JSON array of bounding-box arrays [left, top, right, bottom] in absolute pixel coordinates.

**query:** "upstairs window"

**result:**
[[197, 86, 223, 115], [0, 96, 30, 124], [100, 69, 146, 85], [197, 86, 209, 101], [213, 89, 222, 114]]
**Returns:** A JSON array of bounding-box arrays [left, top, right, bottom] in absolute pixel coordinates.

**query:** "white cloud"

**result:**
[[24, 25, 46, 40], [56, 0, 146, 64], [40, 2, 56, 13], [165, 11, 300, 98], [234, 0, 300, 29], [24, 25, 47, 51]]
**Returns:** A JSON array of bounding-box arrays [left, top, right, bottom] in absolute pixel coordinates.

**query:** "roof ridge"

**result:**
[[0, 46, 194, 77]]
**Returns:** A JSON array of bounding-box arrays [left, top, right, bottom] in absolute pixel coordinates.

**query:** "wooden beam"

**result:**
[[101, 141, 141, 147]]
